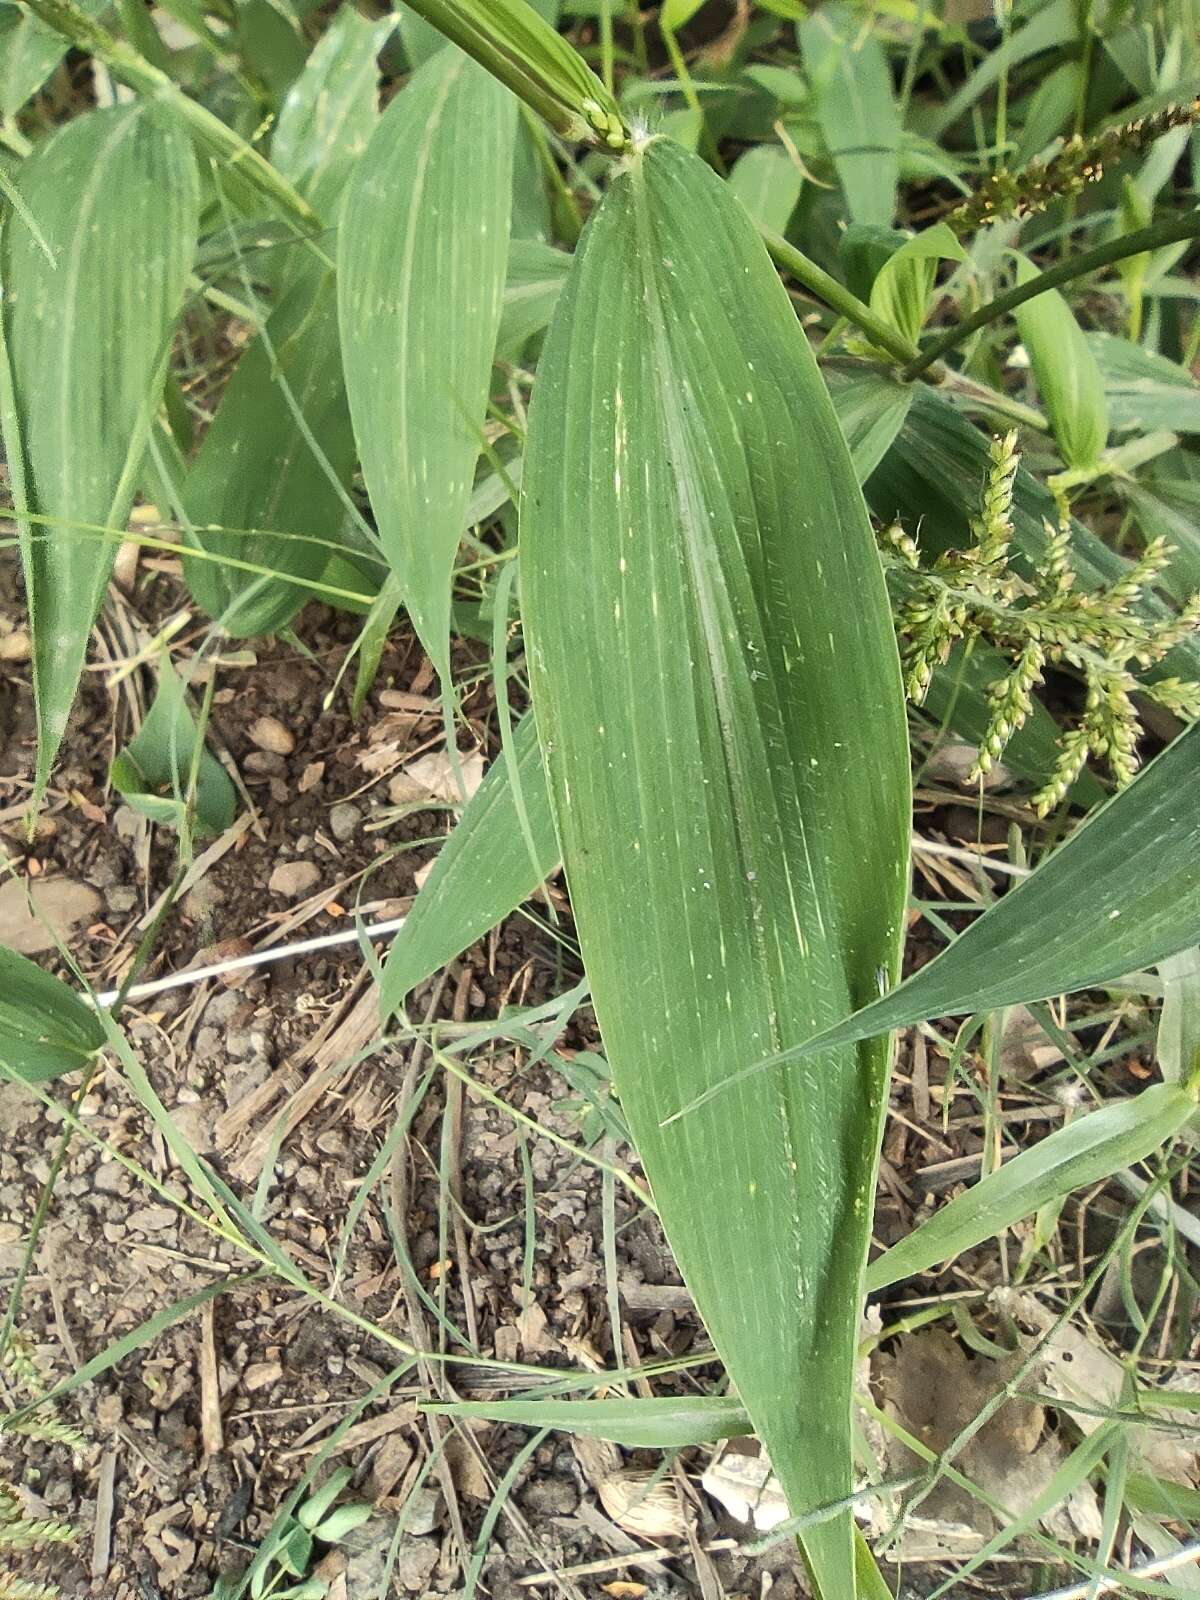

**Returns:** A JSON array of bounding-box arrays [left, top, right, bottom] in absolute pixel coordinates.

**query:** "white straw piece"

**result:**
[[90, 916, 407, 1009]]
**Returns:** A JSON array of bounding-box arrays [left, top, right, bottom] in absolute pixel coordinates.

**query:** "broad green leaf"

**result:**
[[866, 1082, 1197, 1291], [110, 661, 238, 837], [271, 6, 391, 217], [1125, 475, 1200, 605], [339, 51, 516, 683], [707, 722, 1200, 1084], [182, 266, 359, 637], [1124, 1473, 1200, 1521], [0, 104, 199, 800], [1014, 253, 1108, 471], [424, 1394, 751, 1447], [0, 945, 106, 1084], [380, 713, 556, 1017], [1088, 332, 1200, 436], [397, 8, 446, 70], [825, 363, 914, 483], [799, 1, 899, 226], [1158, 948, 1200, 1087], [727, 145, 803, 235], [0, 0, 107, 116], [521, 136, 910, 1594]]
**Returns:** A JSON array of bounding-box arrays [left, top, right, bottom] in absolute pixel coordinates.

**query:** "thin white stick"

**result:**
[[84, 836, 1027, 1010], [1030, 1539, 1200, 1600], [90, 917, 407, 1008]]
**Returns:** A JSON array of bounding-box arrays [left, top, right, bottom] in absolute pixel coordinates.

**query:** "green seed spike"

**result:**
[[399, 0, 632, 153]]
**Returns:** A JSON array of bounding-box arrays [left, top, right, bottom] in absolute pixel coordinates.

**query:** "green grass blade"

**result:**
[[338, 50, 517, 684], [423, 1395, 752, 1447], [521, 136, 910, 1594], [0, 103, 199, 801], [1088, 331, 1200, 436], [183, 266, 358, 637], [699, 722, 1200, 1091], [866, 1082, 1197, 1291], [379, 713, 556, 1018], [0, 947, 106, 1084], [799, 1, 899, 226]]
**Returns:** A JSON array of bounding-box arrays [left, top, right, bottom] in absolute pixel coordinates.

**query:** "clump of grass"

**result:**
[[884, 432, 1200, 809]]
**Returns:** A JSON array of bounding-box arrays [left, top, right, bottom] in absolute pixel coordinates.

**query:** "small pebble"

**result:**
[[248, 715, 295, 755], [268, 860, 320, 899], [328, 801, 361, 843]]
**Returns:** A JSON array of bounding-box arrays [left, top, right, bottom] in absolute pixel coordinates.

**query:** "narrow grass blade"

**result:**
[[866, 1082, 1197, 1291], [0, 948, 106, 1084], [521, 136, 910, 1593], [379, 713, 556, 1018], [705, 722, 1200, 1087], [0, 103, 199, 799], [423, 1395, 752, 1447], [799, 2, 899, 226], [1158, 948, 1200, 1086], [927, 0, 1074, 138], [339, 51, 516, 684], [183, 266, 358, 637]]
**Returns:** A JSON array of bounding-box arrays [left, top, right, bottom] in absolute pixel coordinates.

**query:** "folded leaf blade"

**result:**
[[521, 136, 910, 1592]]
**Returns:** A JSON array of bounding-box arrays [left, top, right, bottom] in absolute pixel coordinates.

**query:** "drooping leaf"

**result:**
[[110, 661, 238, 838], [0, 945, 107, 1084], [1014, 252, 1108, 471], [1088, 332, 1200, 436], [799, 1, 900, 226], [182, 266, 360, 637], [339, 50, 517, 683], [0, 103, 199, 800], [866, 1082, 1197, 1290], [727, 144, 803, 234], [380, 713, 556, 1018], [423, 1394, 752, 1448], [521, 136, 910, 1594], [705, 722, 1200, 1085]]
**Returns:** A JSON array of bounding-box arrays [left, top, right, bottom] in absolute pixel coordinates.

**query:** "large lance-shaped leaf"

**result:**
[[520, 136, 911, 1594], [0, 103, 199, 797], [698, 721, 1200, 1092], [339, 51, 516, 682]]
